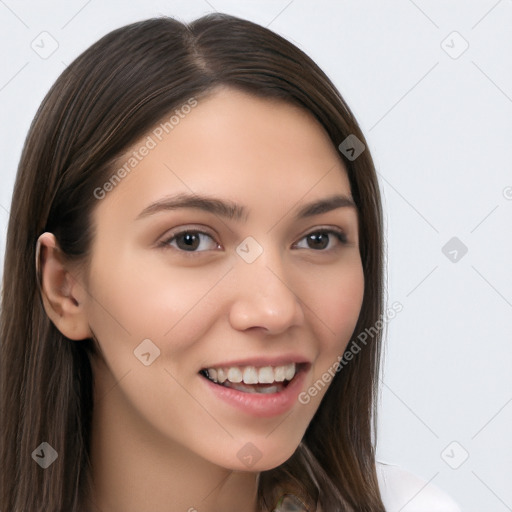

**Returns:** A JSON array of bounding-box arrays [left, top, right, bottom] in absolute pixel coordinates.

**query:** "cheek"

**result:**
[[85, 249, 229, 356], [300, 260, 365, 378], [307, 261, 364, 343]]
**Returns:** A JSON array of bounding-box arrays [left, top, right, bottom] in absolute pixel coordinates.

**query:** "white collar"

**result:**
[[376, 461, 462, 511]]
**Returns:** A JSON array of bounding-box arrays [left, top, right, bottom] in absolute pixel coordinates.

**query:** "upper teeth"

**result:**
[[205, 363, 297, 385]]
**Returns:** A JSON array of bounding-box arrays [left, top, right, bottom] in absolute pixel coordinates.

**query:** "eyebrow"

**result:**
[[296, 194, 357, 217], [135, 193, 357, 221], [135, 193, 248, 221]]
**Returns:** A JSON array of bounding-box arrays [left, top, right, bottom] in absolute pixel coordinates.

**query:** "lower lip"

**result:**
[[200, 366, 309, 418]]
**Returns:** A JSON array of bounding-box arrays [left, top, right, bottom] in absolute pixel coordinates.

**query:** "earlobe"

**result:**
[[36, 232, 92, 341]]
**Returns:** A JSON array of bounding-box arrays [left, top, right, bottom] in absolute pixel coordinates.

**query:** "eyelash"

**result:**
[[158, 229, 218, 254], [159, 227, 349, 253], [293, 228, 348, 250]]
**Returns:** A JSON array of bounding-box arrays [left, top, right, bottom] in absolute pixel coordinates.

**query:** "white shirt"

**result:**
[[376, 461, 462, 511]]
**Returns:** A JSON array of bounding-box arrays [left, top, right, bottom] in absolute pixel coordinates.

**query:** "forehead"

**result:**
[[94, 87, 352, 221]]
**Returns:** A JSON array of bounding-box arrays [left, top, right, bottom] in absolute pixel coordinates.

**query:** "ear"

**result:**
[[36, 232, 93, 340]]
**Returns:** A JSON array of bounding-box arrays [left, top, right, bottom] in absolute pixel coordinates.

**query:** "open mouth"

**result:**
[[199, 362, 307, 394]]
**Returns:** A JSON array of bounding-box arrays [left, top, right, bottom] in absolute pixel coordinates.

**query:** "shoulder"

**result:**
[[376, 460, 462, 512]]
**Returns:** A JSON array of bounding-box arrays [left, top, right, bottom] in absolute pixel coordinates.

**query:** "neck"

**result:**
[[87, 358, 260, 512]]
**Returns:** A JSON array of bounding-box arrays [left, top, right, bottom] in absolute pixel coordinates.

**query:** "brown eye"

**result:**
[[294, 230, 347, 251], [176, 233, 201, 251], [163, 231, 219, 252], [306, 232, 329, 250]]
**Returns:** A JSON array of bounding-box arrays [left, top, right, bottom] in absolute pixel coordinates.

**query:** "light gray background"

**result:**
[[1, 1, 511, 510]]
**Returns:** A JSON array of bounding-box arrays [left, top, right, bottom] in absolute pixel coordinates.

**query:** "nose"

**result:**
[[228, 252, 305, 335]]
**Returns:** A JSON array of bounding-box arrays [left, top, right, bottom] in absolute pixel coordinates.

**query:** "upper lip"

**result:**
[[200, 354, 311, 369]]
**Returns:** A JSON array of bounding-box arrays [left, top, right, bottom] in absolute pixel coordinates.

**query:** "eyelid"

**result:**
[[158, 225, 222, 250], [292, 226, 349, 247], [297, 226, 348, 240]]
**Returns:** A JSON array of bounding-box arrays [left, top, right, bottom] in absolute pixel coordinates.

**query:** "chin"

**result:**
[[217, 438, 302, 473]]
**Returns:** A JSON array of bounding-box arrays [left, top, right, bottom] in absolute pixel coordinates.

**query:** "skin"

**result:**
[[38, 87, 365, 512]]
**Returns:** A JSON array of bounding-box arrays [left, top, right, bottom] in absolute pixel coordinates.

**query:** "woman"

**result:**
[[0, 13, 461, 512]]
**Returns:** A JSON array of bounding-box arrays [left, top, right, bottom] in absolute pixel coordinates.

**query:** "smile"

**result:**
[[199, 363, 305, 394]]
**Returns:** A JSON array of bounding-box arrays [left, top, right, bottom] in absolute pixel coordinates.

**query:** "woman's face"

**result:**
[[83, 87, 364, 471]]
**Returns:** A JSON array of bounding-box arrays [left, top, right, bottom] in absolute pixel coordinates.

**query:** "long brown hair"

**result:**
[[0, 13, 385, 511]]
